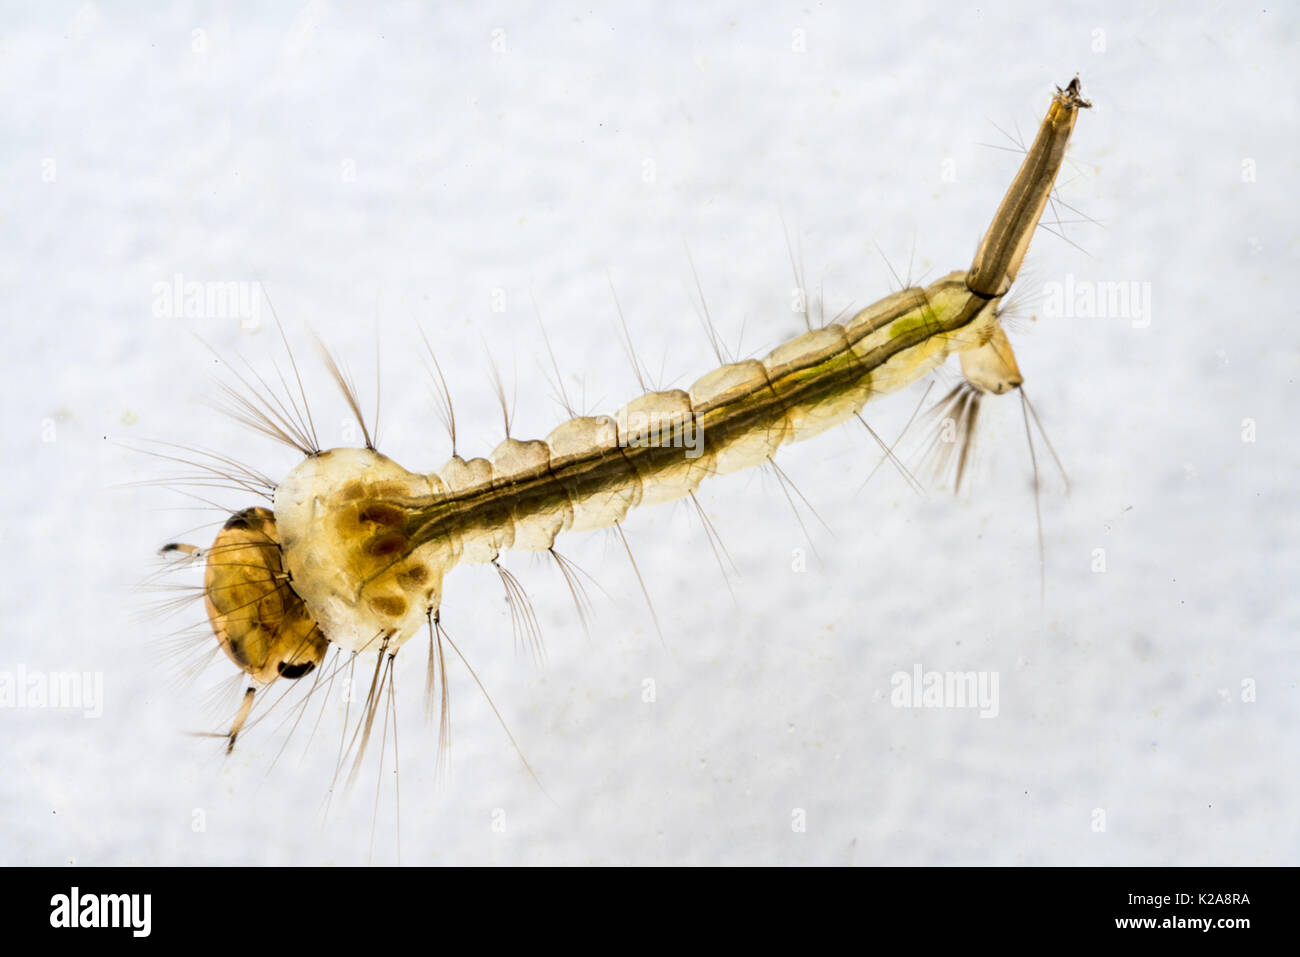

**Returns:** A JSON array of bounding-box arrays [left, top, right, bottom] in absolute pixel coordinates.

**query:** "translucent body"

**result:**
[[219, 78, 1091, 682]]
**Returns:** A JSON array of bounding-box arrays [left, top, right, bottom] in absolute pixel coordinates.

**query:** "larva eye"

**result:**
[[202, 506, 328, 686]]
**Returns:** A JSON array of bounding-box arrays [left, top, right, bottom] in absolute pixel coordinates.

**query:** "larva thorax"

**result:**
[[273, 448, 449, 655]]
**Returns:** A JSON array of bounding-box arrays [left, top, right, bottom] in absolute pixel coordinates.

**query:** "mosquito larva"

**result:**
[[164, 78, 1090, 776]]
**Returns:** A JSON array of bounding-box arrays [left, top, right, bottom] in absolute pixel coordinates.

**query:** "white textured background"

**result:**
[[1, 2, 1296, 865]]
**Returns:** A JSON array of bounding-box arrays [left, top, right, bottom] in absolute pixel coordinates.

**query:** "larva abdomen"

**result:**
[[274, 271, 999, 653]]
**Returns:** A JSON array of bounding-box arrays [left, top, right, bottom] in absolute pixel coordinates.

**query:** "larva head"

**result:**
[[273, 448, 455, 654], [204, 506, 328, 685]]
